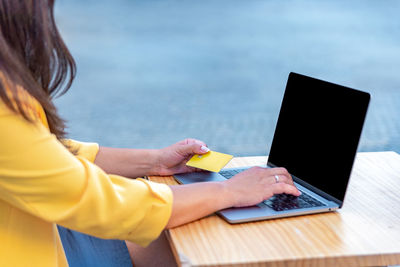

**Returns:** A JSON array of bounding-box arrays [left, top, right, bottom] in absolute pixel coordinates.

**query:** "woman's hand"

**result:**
[[153, 138, 210, 176], [223, 166, 301, 207], [166, 166, 301, 228]]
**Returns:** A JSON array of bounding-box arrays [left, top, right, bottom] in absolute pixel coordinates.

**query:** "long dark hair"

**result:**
[[0, 0, 76, 139]]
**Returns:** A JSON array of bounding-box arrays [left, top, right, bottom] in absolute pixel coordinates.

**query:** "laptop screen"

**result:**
[[268, 72, 370, 203]]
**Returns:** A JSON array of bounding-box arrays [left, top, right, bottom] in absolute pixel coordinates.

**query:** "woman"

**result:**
[[0, 1, 300, 266]]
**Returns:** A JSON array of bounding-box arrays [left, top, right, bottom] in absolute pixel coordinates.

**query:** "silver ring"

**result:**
[[274, 175, 279, 183]]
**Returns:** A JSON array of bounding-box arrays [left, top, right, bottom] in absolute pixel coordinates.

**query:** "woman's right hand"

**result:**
[[223, 167, 301, 208], [166, 166, 301, 228]]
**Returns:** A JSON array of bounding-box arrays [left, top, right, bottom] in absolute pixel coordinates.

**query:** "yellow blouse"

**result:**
[[0, 84, 173, 266]]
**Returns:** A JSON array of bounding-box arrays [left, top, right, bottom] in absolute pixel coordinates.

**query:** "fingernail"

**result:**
[[201, 145, 210, 152]]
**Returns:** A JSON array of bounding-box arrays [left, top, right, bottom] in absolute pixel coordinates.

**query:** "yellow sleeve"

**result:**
[[0, 103, 173, 247], [62, 139, 99, 163]]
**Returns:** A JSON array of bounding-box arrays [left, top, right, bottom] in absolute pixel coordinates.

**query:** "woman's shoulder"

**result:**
[[0, 72, 45, 122]]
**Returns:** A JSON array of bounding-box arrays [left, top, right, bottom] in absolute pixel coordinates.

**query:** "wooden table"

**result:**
[[149, 152, 400, 267]]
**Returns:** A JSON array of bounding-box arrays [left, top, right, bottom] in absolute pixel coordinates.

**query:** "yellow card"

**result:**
[[186, 151, 233, 173]]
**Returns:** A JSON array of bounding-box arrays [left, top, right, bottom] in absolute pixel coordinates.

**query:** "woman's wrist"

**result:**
[[147, 149, 163, 176], [219, 181, 236, 209], [166, 181, 233, 228], [126, 148, 162, 177]]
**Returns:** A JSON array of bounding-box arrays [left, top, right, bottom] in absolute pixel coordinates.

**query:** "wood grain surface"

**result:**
[[149, 152, 400, 267]]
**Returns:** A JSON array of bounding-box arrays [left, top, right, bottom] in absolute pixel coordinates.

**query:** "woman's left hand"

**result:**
[[154, 138, 209, 176]]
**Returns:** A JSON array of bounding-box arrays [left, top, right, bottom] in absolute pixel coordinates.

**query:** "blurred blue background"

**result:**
[[55, 0, 400, 156]]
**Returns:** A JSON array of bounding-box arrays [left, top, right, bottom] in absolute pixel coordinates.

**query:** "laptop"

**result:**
[[174, 72, 370, 223]]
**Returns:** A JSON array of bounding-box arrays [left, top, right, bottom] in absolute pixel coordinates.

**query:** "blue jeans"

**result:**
[[58, 226, 133, 267]]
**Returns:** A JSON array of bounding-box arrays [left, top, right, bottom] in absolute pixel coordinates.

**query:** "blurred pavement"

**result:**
[[55, 0, 400, 156]]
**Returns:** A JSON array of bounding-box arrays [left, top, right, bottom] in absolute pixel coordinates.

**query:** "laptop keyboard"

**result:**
[[263, 193, 325, 211], [219, 169, 326, 211]]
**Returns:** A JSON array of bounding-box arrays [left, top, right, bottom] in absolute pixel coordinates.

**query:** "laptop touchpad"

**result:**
[[174, 171, 226, 184]]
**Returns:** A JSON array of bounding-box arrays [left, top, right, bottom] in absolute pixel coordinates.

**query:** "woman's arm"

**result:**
[[94, 139, 209, 178], [166, 167, 300, 228], [94, 146, 160, 177]]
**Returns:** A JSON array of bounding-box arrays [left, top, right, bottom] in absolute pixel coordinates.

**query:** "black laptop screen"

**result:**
[[268, 73, 370, 203]]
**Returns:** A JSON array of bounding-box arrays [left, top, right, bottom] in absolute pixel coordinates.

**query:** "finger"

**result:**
[[177, 139, 209, 154], [191, 138, 207, 147], [269, 167, 291, 176], [244, 167, 293, 185], [179, 138, 207, 147], [193, 144, 210, 154], [177, 143, 209, 157], [269, 168, 294, 184], [254, 166, 289, 177], [250, 167, 292, 185], [269, 183, 301, 196], [269, 174, 294, 186]]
